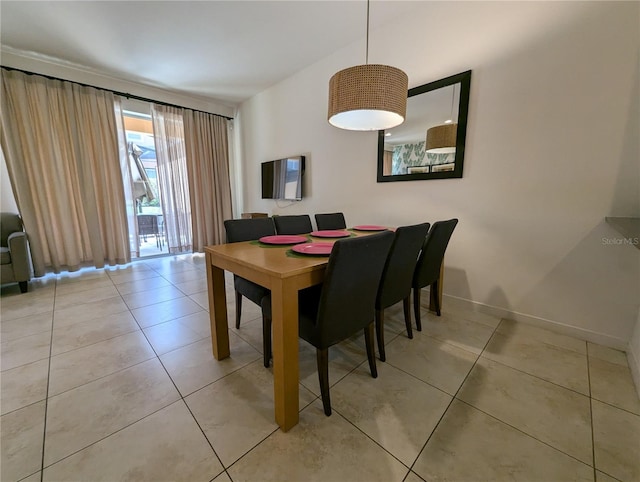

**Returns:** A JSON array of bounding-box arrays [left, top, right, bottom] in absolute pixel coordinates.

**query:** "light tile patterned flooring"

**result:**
[[1, 253, 639, 482]]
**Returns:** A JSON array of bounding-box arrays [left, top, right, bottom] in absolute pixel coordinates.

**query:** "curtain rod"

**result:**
[[0, 65, 234, 121]]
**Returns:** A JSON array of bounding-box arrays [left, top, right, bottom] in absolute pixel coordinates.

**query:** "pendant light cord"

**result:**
[[365, 0, 370, 64]]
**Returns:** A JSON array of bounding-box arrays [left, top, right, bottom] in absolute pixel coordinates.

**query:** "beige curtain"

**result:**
[[151, 104, 192, 253], [183, 111, 232, 250], [0, 70, 130, 275]]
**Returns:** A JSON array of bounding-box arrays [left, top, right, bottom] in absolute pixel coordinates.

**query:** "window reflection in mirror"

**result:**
[[377, 70, 471, 182]]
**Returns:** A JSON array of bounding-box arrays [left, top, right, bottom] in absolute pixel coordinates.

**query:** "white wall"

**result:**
[[237, 2, 640, 348], [629, 310, 640, 398], [1, 148, 19, 213]]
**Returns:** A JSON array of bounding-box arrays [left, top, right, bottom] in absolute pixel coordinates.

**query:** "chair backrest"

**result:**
[[377, 222, 431, 309], [313, 231, 394, 348], [314, 212, 347, 231], [224, 217, 276, 243], [1, 212, 24, 247], [273, 214, 313, 235], [413, 219, 459, 289]]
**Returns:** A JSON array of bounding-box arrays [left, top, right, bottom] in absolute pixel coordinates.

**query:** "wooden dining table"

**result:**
[[204, 229, 444, 432]]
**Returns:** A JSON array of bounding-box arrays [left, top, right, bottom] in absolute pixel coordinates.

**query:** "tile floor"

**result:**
[[1, 253, 639, 482]]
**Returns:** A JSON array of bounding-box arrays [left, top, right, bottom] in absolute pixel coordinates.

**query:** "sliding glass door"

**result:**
[[115, 97, 230, 258], [121, 108, 168, 258]]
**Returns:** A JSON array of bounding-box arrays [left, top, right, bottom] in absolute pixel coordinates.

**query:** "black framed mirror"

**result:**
[[377, 70, 471, 182]]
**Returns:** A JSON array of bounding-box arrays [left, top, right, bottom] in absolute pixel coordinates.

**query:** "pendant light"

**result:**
[[426, 84, 457, 153], [328, 0, 408, 131]]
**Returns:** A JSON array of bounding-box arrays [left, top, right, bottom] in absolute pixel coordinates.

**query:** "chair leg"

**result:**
[[18, 281, 28, 293], [316, 348, 331, 416], [413, 287, 422, 332], [235, 291, 242, 329], [263, 315, 272, 368], [431, 280, 441, 316], [375, 308, 386, 362], [364, 322, 378, 379], [403, 296, 413, 339]]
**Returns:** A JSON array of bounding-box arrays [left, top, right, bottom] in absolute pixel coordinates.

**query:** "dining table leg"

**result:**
[[206, 251, 230, 360], [270, 278, 300, 432]]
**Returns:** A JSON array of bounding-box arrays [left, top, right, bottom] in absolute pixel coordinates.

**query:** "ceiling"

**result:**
[[0, 1, 424, 106]]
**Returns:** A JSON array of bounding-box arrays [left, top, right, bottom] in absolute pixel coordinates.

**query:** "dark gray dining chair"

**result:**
[[224, 217, 275, 367], [412, 219, 459, 327], [273, 214, 313, 235], [261, 231, 394, 415], [314, 212, 347, 231], [375, 222, 430, 361]]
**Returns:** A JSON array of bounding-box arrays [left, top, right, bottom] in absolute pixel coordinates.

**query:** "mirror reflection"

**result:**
[[377, 70, 471, 182]]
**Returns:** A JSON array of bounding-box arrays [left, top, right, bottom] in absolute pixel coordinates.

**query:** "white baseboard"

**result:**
[[422, 290, 629, 351], [628, 347, 640, 400]]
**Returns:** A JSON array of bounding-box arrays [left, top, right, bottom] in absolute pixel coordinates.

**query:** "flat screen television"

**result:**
[[261, 155, 305, 201]]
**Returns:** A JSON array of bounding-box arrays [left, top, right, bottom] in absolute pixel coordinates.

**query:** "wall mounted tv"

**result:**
[[261, 155, 305, 201]]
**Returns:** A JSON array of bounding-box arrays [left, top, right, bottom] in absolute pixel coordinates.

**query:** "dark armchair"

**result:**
[[0, 212, 33, 293]]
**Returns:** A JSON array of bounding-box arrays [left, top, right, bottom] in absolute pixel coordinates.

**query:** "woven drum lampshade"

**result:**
[[328, 64, 408, 131], [426, 123, 458, 154]]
